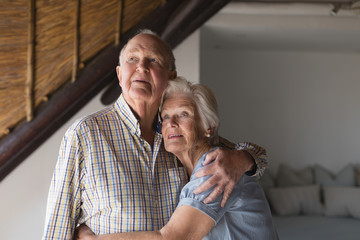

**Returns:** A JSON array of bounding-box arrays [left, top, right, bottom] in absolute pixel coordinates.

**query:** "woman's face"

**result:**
[[161, 94, 204, 156]]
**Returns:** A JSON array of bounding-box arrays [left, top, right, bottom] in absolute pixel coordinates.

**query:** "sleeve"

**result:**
[[178, 175, 227, 224], [177, 155, 237, 224], [42, 123, 84, 240], [235, 142, 267, 177], [218, 136, 268, 177]]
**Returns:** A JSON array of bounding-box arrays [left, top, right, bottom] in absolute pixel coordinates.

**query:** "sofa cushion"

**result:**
[[314, 164, 355, 186], [273, 215, 360, 240], [276, 164, 313, 187], [324, 186, 360, 219], [267, 185, 323, 216]]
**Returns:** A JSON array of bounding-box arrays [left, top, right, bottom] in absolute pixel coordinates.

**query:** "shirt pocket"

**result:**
[[167, 167, 188, 193], [156, 167, 188, 221]]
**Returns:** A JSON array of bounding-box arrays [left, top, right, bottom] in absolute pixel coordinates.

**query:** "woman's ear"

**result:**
[[204, 127, 215, 138], [204, 128, 212, 138]]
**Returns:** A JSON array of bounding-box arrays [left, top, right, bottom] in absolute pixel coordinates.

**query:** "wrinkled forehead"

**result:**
[[162, 93, 196, 111], [125, 34, 169, 58]]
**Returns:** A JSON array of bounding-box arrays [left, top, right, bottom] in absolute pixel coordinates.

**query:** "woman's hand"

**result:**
[[74, 224, 97, 240], [193, 148, 254, 207]]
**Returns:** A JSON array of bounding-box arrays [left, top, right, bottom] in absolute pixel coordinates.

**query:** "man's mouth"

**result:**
[[133, 79, 149, 84], [168, 134, 183, 139]]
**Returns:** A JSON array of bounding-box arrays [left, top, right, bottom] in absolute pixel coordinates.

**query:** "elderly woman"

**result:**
[[77, 77, 278, 240]]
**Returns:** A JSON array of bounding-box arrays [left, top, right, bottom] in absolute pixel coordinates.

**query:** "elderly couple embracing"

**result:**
[[43, 30, 278, 240]]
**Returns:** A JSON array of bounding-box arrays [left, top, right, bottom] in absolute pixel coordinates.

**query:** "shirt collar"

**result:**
[[115, 94, 162, 136], [115, 94, 141, 136]]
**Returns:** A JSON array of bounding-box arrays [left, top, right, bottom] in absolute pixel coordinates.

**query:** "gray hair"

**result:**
[[118, 29, 176, 71], [160, 77, 220, 145]]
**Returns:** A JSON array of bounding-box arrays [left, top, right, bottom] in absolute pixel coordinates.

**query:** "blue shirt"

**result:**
[[178, 147, 278, 240]]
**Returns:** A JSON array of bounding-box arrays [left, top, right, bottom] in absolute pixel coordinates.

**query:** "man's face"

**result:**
[[117, 34, 176, 107]]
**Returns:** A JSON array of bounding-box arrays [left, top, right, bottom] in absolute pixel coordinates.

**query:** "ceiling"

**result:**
[[202, 2, 360, 53]]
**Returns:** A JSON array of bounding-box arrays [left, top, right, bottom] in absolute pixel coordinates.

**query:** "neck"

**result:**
[[176, 143, 213, 176], [126, 97, 160, 148]]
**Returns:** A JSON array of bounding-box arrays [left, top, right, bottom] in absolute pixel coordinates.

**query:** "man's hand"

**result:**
[[73, 224, 96, 240], [193, 148, 254, 207]]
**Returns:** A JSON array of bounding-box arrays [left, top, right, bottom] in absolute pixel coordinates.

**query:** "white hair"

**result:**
[[160, 77, 220, 145], [118, 29, 176, 71]]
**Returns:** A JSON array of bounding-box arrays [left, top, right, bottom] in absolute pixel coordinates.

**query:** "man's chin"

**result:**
[[128, 88, 152, 100]]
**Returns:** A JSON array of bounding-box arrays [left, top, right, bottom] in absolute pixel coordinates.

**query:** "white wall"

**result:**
[[0, 30, 200, 240], [173, 30, 200, 83], [200, 2, 360, 176], [201, 48, 360, 175]]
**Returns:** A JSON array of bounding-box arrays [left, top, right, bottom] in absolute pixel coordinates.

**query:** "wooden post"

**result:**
[[72, 0, 81, 83], [115, 0, 123, 45], [26, 0, 36, 122]]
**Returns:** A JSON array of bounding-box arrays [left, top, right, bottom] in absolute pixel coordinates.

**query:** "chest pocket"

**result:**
[[155, 166, 188, 225]]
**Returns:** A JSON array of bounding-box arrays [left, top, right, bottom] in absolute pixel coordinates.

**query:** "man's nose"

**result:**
[[136, 59, 149, 73]]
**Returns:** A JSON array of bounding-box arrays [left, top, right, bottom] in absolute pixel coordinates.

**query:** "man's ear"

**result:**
[[116, 66, 122, 86], [169, 70, 177, 80]]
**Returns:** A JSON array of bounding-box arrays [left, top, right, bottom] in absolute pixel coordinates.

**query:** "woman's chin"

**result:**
[[165, 143, 184, 155]]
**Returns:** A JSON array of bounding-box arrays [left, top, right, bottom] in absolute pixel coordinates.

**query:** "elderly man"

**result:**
[[42, 30, 267, 240]]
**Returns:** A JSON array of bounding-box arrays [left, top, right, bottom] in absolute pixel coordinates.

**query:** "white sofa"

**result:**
[[259, 163, 360, 240], [273, 215, 360, 240]]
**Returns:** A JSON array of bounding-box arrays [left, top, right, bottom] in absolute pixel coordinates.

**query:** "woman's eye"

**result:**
[[151, 58, 157, 63], [180, 112, 188, 118]]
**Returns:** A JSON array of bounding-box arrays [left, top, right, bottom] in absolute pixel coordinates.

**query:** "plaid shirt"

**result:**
[[43, 94, 188, 239], [43, 94, 267, 240]]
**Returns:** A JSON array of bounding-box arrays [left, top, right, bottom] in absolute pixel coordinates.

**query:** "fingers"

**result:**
[[197, 176, 236, 207], [203, 184, 224, 204], [194, 148, 245, 207], [202, 148, 220, 165], [220, 181, 235, 207], [193, 174, 217, 194], [194, 162, 216, 178], [195, 149, 222, 178], [74, 224, 96, 240], [194, 173, 237, 207]]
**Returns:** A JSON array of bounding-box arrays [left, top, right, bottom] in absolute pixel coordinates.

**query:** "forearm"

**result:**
[[218, 137, 268, 177], [76, 223, 168, 240], [235, 142, 268, 177], [77, 206, 212, 240], [94, 231, 163, 240]]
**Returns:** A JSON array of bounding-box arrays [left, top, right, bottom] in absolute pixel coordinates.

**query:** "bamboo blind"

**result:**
[[0, 0, 164, 139]]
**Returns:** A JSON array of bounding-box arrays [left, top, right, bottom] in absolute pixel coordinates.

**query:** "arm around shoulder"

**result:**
[[234, 141, 268, 177], [218, 136, 268, 177]]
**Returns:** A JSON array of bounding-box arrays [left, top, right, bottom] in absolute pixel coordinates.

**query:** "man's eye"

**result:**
[[128, 57, 136, 62], [151, 58, 157, 63], [180, 112, 188, 118]]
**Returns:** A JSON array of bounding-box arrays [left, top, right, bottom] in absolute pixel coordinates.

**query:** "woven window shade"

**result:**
[[0, 0, 164, 139]]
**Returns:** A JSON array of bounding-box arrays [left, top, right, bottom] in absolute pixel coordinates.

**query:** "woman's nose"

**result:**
[[169, 116, 178, 127]]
